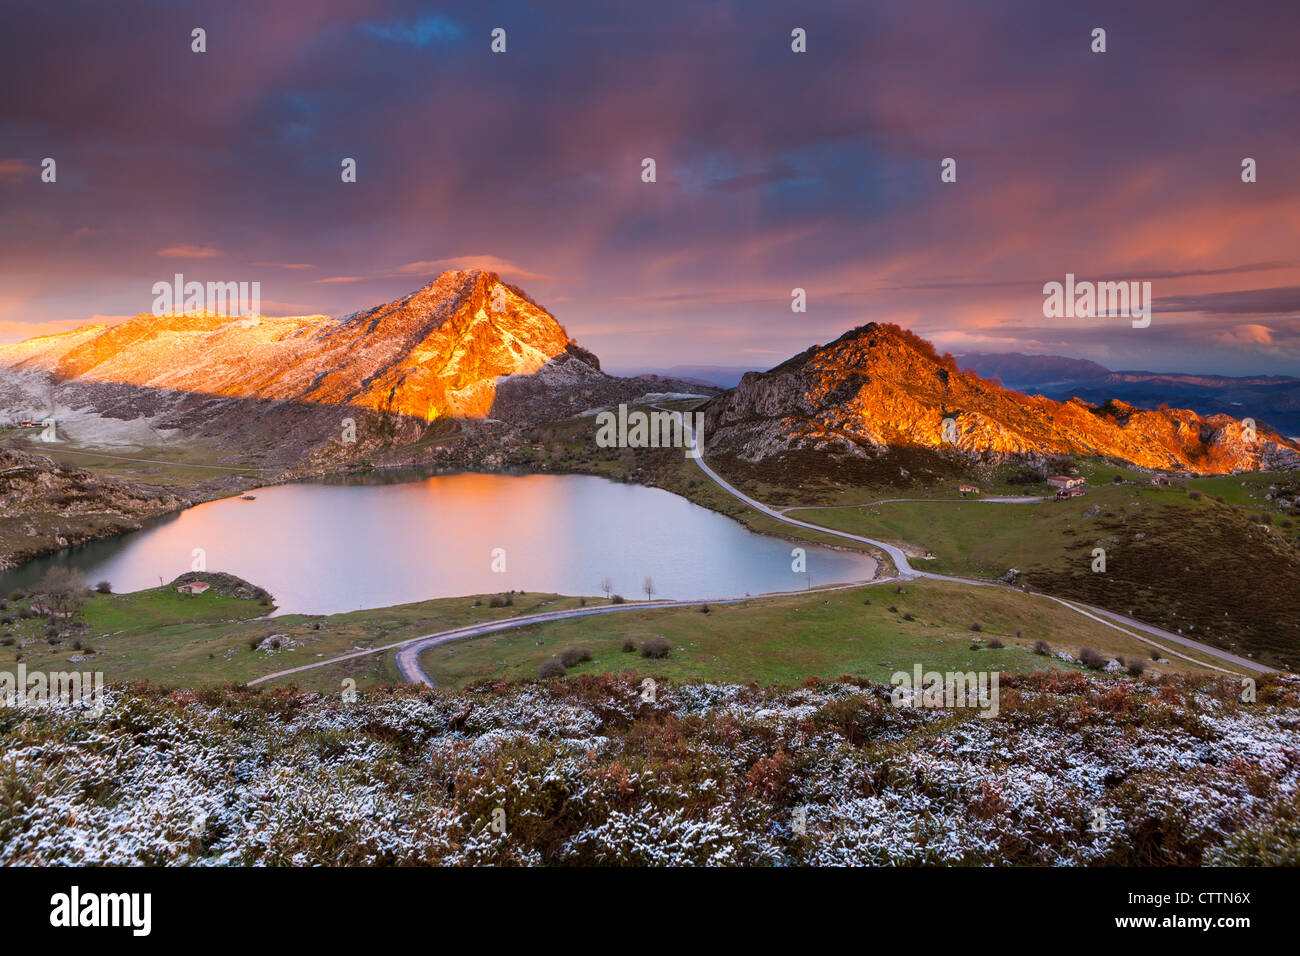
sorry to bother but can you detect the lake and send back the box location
[6,472,877,615]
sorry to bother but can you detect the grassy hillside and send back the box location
[796,483,1300,669]
[417,578,1243,692]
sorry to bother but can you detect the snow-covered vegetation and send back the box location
[2,671,1297,865]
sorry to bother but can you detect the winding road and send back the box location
[250,410,1276,687]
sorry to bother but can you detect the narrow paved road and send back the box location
[248,578,895,688]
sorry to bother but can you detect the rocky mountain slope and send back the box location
[705,323,1300,474]
[0,270,583,424]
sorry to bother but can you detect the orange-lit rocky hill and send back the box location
[704,323,1300,474]
[0,270,584,422]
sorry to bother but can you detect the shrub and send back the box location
[987,637,1004,649]
[1150,648,1161,660]
[1033,639,1051,655]
[559,646,592,668]
[94,580,112,594]
[43,625,58,638]
[0,616,11,626]
[1078,646,1106,669]
[887,605,898,613]
[538,658,566,679]
[639,637,673,659]
[969,621,983,632]
[0,637,12,646]
[699,604,710,614]
[901,612,915,621]
[621,637,637,653]
[611,594,625,604]
[863,598,871,605]
[1125,657,1146,677]
[488,593,514,608]
[72,639,83,651]
[248,637,261,651]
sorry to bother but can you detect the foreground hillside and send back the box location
[3,673,1297,865]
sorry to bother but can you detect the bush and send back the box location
[94,580,112,594]
[699,604,710,614]
[0,616,11,626]
[488,593,514,608]
[611,594,625,604]
[639,637,673,659]
[1078,646,1106,669]
[1149,648,1161,661]
[621,637,637,653]
[1124,656,1146,677]
[901,612,915,621]
[0,637,12,646]
[1033,639,1051,655]
[558,646,592,668]
[538,658,566,679]
[887,605,898,613]
[43,625,58,638]
[248,637,261,651]
[987,637,1004,649]
[969,621,983,632]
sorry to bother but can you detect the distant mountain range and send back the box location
[956,351,1300,439]
[2,272,1297,476]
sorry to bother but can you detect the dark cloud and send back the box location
[1156,286,1300,317]
[1,0,1298,376]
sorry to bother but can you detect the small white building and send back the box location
[176,581,210,595]
[1047,475,1086,490]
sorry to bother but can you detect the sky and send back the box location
[1,0,1299,376]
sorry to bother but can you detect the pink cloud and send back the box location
[157,244,222,259]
